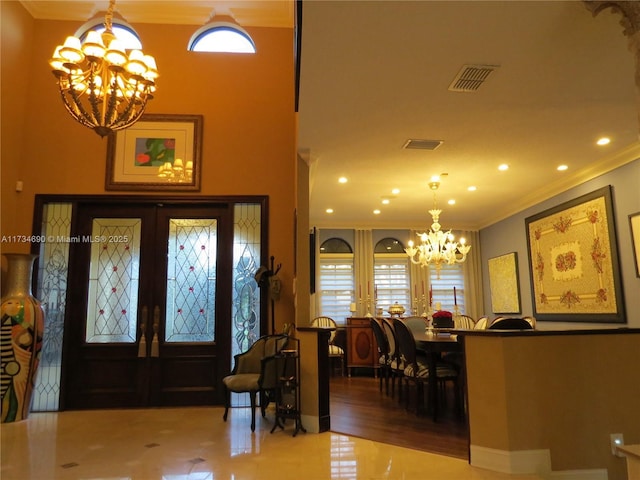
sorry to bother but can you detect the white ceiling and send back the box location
[20,1,639,231]
[298,1,639,231]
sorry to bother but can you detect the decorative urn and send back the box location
[387,302,405,317]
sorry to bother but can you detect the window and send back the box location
[374,238,410,313]
[76,19,143,50]
[430,264,465,313]
[188,22,256,53]
[319,238,353,324]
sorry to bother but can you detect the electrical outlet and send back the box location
[610,433,624,457]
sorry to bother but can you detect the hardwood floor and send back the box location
[329,372,469,460]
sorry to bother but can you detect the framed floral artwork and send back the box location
[525,186,625,323]
[105,114,203,191]
[488,252,521,314]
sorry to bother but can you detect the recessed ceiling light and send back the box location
[381,198,390,205]
[448,199,456,205]
[373,209,381,215]
[498,164,509,171]
[557,164,568,171]
[391,188,400,195]
[338,177,348,184]
[596,137,610,146]
[430,175,441,182]
[325,208,334,214]
[468,186,477,192]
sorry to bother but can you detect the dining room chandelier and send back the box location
[49,0,158,137]
[405,178,471,278]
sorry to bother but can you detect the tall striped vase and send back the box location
[1,253,45,422]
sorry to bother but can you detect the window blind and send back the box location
[430,264,465,313]
[319,254,354,324]
[374,254,410,313]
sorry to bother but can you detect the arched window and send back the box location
[374,237,405,253]
[320,237,352,253]
[188,22,256,54]
[319,238,353,324]
[373,238,410,313]
[76,18,143,50]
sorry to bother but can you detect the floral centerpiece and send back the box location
[432,310,454,328]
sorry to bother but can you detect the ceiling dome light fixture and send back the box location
[49,0,158,137]
[405,179,471,279]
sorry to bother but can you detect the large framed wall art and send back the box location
[105,114,203,191]
[525,186,625,323]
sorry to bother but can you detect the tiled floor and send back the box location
[1,406,544,480]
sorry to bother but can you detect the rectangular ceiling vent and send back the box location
[403,139,443,151]
[448,64,499,92]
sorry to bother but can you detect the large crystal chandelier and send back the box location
[405,178,471,279]
[49,0,158,137]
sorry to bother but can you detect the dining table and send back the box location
[413,329,464,421]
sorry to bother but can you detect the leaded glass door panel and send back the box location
[64,203,232,409]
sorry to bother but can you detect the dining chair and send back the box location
[474,316,489,329]
[523,316,537,329]
[381,318,403,399]
[222,334,289,431]
[310,316,345,375]
[454,314,476,329]
[403,316,428,334]
[488,317,533,330]
[393,319,459,416]
[369,318,391,394]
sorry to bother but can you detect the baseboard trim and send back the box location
[470,445,609,480]
[470,445,551,474]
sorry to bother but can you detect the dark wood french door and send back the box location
[63,202,233,409]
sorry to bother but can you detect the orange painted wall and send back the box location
[1,1,297,330]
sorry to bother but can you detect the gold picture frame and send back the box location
[525,186,625,323]
[629,212,640,278]
[105,114,203,191]
[488,252,521,314]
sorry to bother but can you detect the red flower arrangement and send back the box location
[432,310,452,318]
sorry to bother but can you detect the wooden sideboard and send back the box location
[346,317,379,376]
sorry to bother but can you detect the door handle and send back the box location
[138,306,148,358]
[151,306,160,357]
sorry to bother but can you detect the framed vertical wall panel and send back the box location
[488,252,521,314]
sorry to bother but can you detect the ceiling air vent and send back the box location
[448,64,499,92]
[403,139,443,151]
